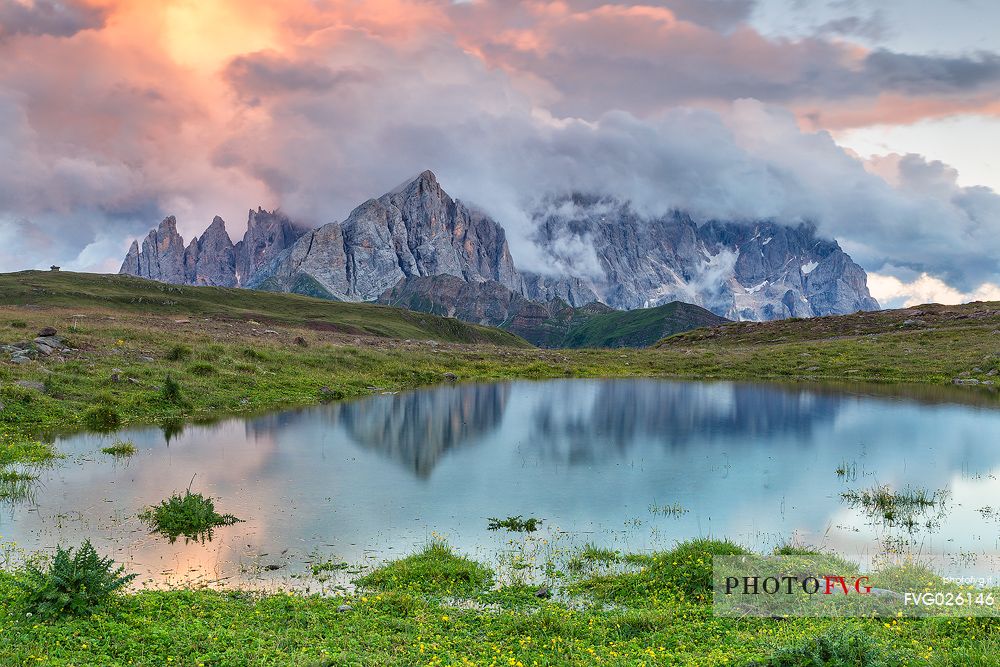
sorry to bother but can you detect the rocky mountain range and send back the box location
[529,196,879,320]
[119,170,879,335]
[120,208,309,288]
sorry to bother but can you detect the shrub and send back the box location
[140,488,242,543]
[14,540,136,619]
[165,344,191,361]
[161,374,182,403]
[83,405,121,432]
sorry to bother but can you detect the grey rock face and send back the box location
[120,216,187,283]
[249,171,523,301]
[521,273,598,308]
[235,208,308,286]
[529,198,879,320]
[120,210,305,288]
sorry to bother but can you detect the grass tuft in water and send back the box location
[101,440,137,457]
[649,501,688,517]
[487,515,542,533]
[139,483,242,544]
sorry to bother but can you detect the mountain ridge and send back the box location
[119,170,879,325]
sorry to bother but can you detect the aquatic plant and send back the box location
[487,515,542,533]
[648,502,688,517]
[101,440,137,457]
[140,484,242,544]
[14,540,136,619]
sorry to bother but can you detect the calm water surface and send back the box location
[4,379,1000,587]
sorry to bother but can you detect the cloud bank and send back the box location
[0,0,999,306]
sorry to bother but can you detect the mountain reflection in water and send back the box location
[5,378,1000,588]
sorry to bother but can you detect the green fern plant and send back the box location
[15,540,136,619]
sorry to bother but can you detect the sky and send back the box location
[1,0,999,308]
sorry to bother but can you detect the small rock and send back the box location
[804,366,820,372]
[443,372,458,381]
[37,327,57,337]
[110,368,123,383]
[34,343,54,355]
[293,336,308,347]
[10,355,30,364]
[139,356,155,363]
[988,369,998,377]
[263,329,279,335]
[174,319,191,324]
[953,378,981,386]
[127,377,141,385]
[14,380,45,392]
[337,604,353,613]
[263,564,281,571]
[34,336,64,349]
[535,586,552,599]
[0,400,5,412]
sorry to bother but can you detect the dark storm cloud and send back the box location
[0,0,106,39]
[225,52,372,103]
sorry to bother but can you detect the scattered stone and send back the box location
[10,355,30,364]
[174,319,191,324]
[139,355,155,363]
[337,604,353,613]
[953,378,981,386]
[14,380,45,392]
[804,366,820,372]
[535,586,552,599]
[988,369,998,377]
[34,342,54,355]
[443,372,458,381]
[263,564,281,571]
[263,329,279,335]
[34,336,65,349]
[37,327,57,337]
[293,336,308,347]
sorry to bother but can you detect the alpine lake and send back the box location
[5,378,1000,590]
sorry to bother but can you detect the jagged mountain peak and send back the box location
[387,169,440,196]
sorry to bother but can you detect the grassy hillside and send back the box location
[561,300,727,348]
[0,271,528,347]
